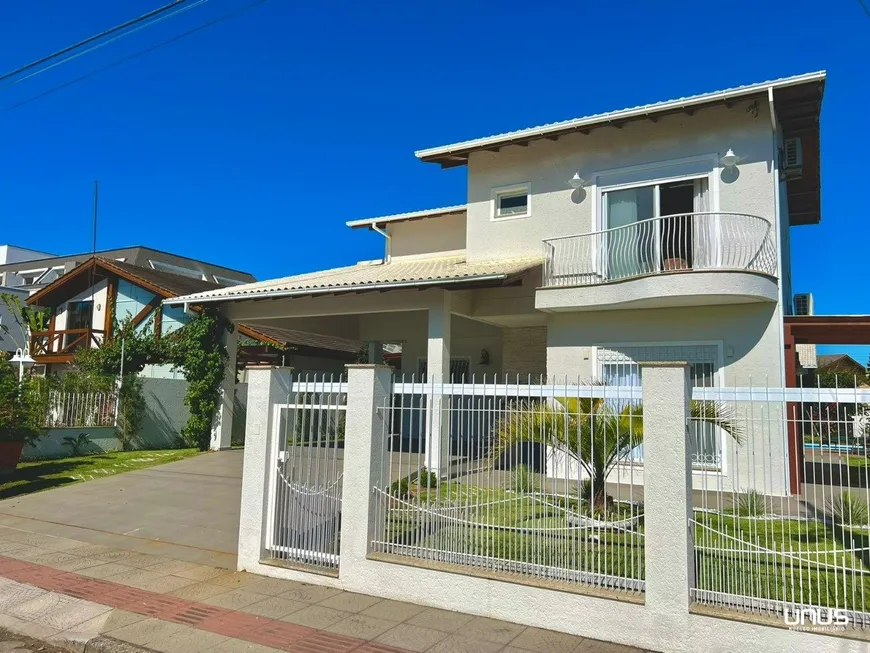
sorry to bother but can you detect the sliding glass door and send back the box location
[601,177,710,280]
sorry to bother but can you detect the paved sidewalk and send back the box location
[0,525,649,653]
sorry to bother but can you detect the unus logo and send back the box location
[783,608,849,627]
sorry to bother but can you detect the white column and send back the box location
[426,292,451,478]
[237,365,293,571]
[640,361,693,617]
[339,364,393,573]
[210,325,239,451]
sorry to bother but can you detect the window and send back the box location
[492,183,531,220]
[149,260,206,280]
[16,269,48,285]
[213,275,246,286]
[66,301,93,331]
[597,344,722,469]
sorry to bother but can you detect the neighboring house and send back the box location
[0,244,55,266]
[816,354,867,378]
[0,245,255,295]
[0,286,29,353]
[25,256,359,375]
[167,71,827,456]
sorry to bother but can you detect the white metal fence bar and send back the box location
[39,390,117,428]
[371,374,646,594]
[542,212,777,288]
[690,376,870,628]
[263,373,345,573]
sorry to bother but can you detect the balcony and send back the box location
[537,212,779,312]
[30,328,106,364]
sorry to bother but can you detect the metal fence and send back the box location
[542,212,777,288]
[263,373,346,573]
[39,389,117,428]
[370,376,646,594]
[690,380,870,628]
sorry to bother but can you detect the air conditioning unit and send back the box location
[794,292,814,316]
[781,137,803,179]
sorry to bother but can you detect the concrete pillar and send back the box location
[339,364,393,573]
[237,365,293,571]
[426,292,451,478]
[639,361,693,617]
[210,326,239,451]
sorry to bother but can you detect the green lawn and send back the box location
[379,483,870,610]
[0,449,201,500]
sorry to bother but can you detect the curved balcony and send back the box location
[537,212,779,312]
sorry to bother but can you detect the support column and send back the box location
[426,292,451,478]
[339,364,393,573]
[210,325,239,451]
[367,341,383,365]
[640,361,693,617]
[237,365,292,571]
[784,324,802,494]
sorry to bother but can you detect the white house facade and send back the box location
[168,72,825,480]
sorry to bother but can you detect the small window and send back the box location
[213,275,246,286]
[149,260,206,280]
[492,184,531,220]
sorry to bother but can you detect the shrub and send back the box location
[513,464,537,493]
[417,467,438,489]
[829,491,869,526]
[736,489,766,517]
[0,354,43,445]
[62,432,93,456]
[390,478,410,499]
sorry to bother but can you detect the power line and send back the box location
[0,0,198,85]
[5,0,272,112]
[6,0,209,88]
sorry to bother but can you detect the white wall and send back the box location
[387,212,466,260]
[53,280,108,346]
[546,303,782,385]
[0,245,52,265]
[465,102,777,262]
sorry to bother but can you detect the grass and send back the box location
[0,449,201,500]
[379,483,870,611]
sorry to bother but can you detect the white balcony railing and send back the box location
[542,212,777,288]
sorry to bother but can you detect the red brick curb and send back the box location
[0,555,410,653]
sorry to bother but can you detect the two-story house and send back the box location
[166,71,825,466]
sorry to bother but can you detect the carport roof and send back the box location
[165,256,543,306]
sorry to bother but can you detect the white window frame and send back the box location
[590,154,721,233]
[148,259,206,281]
[491,182,531,221]
[15,268,49,285]
[593,340,727,475]
[213,275,246,286]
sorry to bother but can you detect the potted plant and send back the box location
[0,353,43,473]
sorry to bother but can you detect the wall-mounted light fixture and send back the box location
[720,149,740,169]
[479,349,491,366]
[568,172,587,189]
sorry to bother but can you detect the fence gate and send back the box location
[264,374,346,572]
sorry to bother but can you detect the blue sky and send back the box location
[0,0,867,365]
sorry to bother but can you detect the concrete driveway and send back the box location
[0,450,242,569]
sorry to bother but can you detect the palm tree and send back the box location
[491,393,742,514]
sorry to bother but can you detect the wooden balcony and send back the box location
[30,328,106,364]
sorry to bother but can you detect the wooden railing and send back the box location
[30,329,106,357]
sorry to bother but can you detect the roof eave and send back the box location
[415,71,827,166]
[163,272,518,307]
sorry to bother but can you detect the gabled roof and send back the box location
[415,71,826,168]
[26,257,221,307]
[166,256,543,306]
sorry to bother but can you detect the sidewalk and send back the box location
[0,524,648,653]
